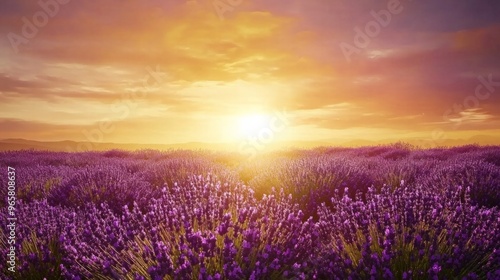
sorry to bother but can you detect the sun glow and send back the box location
[237,113,270,138]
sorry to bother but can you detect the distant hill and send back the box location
[0,138,329,152]
[0,139,237,152]
[1,136,500,152]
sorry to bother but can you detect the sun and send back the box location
[237,113,270,138]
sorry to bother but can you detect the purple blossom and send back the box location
[0,147,499,279]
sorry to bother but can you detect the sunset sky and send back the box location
[1,0,500,148]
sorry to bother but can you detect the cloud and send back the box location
[0,0,499,144]
[452,25,500,57]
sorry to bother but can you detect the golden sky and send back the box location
[1,0,500,148]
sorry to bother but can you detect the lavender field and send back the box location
[1,144,500,279]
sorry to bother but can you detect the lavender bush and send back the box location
[421,160,500,208]
[0,145,499,279]
[314,184,500,279]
